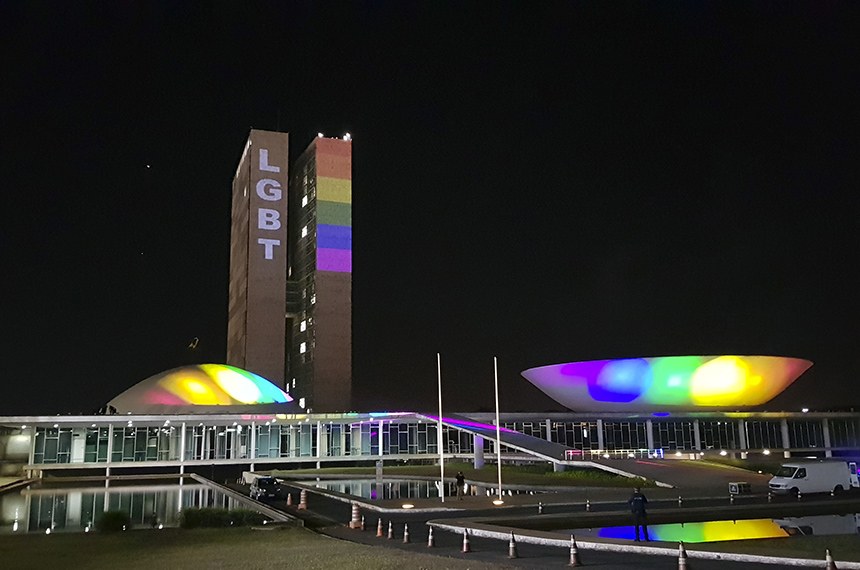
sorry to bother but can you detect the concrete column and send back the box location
[27,426,36,476]
[473,435,485,469]
[737,419,748,459]
[105,423,115,480]
[645,419,655,451]
[596,419,604,451]
[378,420,384,457]
[822,418,832,458]
[781,418,791,458]
[248,421,255,471]
[316,421,324,459]
[693,419,702,451]
[545,419,552,442]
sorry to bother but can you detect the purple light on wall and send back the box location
[317,248,352,272]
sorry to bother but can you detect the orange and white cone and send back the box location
[826,548,838,570]
[678,542,688,569]
[462,528,471,553]
[569,534,582,567]
[376,518,383,538]
[403,523,410,544]
[349,503,361,529]
[387,520,394,540]
[508,532,518,559]
[297,489,308,510]
[427,526,435,548]
[286,493,293,506]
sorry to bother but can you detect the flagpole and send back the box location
[437,352,445,503]
[494,356,503,502]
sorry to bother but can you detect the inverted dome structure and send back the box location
[522,355,813,412]
[108,364,295,414]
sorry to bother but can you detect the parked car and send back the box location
[250,476,283,501]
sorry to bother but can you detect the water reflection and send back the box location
[568,514,860,543]
[307,479,541,501]
[1,482,245,534]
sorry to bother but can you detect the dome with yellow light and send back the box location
[107,364,296,414]
[521,355,813,412]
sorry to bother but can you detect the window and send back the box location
[301,225,308,238]
[310,294,316,305]
[795,468,807,479]
[300,320,306,332]
[302,195,308,207]
[299,342,306,354]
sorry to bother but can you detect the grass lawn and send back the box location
[0,527,512,570]
[270,462,652,488]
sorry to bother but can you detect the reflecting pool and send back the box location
[1,481,249,534]
[305,478,542,500]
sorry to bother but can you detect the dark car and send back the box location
[249,476,283,501]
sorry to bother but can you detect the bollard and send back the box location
[286,493,293,506]
[678,542,688,569]
[767,492,773,503]
[729,494,735,504]
[797,491,802,501]
[831,489,836,497]
[297,489,308,510]
[678,495,683,507]
[538,502,543,514]
[569,534,582,567]
[376,518,384,538]
[387,520,394,540]
[427,526,435,548]
[462,528,471,553]
[508,531,518,559]
[402,523,410,544]
[360,515,365,532]
[585,499,591,512]
[826,548,838,569]
[349,503,362,529]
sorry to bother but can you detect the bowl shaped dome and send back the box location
[522,355,812,412]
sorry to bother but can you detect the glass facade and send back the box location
[16,413,860,467]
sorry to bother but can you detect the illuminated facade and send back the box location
[522,356,813,412]
[287,136,352,412]
[227,130,352,412]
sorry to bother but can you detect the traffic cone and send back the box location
[427,526,435,548]
[297,489,308,510]
[349,503,361,529]
[569,534,582,566]
[286,493,293,506]
[826,548,838,569]
[538,501,543,514]
[678,542,688,569]
[376,518,383,538]
[403,523,410,543]
[508,532,518,559]
[461,528,471,553]
[387,520,394,540]
[360,515,365,531]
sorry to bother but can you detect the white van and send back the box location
[768,460,859,495]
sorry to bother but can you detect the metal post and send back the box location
[596,419,605,451]
[248,421,255,471]
[437,352,445,503]
[179,422,186,474]
[781,418,791,458]
[822,418,832,458]
[494,356,503,502]
[645,419,654,452]
[693,419,702,451]
[737,419,748,459]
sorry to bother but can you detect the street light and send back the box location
[493,356,503,504]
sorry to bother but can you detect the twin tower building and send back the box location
[227,130,352,412]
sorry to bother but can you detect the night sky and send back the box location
[3,3,858,416]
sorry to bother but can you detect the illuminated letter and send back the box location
[259,149,280,173]
[257,238,280,260]
[258,208,281,230]
[256,179,282,201]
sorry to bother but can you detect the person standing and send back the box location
[455,471,466,500]
[628,487,650,541]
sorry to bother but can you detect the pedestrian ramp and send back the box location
[419,412,670,485]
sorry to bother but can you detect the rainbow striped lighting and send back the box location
[109,364,292,412]
[522,356,812,411]
[315,137,352,273]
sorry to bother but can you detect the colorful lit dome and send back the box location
[522,356,812,412]
[108,364,294,414]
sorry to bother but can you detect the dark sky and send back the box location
[2,3,858,416]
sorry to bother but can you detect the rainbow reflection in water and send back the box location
[596,519,789,543]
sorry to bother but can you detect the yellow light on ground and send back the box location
[402,503,414,509]
[492,499,505,506]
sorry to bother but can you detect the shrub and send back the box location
[97,511,132,533]
[180,508,266,529]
